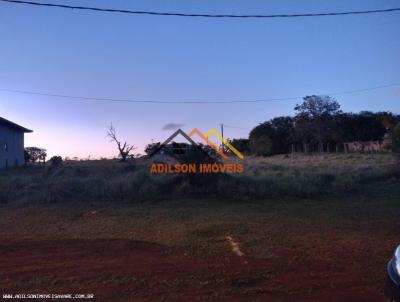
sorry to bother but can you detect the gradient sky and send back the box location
[0,0,399,158]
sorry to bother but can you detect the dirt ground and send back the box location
[0,240,396,301]
[1,199,399,302]
[1,178,399,301]
[0,237,396,302]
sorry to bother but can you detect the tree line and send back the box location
[230,95,400,156]
[23,95,400,162]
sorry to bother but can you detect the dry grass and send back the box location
[0,176,398,259]
[240,152,397,168]
[0,153,398,205]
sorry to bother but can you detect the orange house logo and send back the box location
[188,128,244,159]
[149,128,244,174]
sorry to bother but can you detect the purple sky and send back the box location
[1,0,399,158]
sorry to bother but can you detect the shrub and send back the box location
[50,156,63,167]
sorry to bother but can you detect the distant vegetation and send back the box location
[9,95,397,207]
[144,96,399,158]
[231,96,399,156]
[24,147,47,164]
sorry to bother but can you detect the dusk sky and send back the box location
[1,0,399,158]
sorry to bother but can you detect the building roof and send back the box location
[0,116,33,133]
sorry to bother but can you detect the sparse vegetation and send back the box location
[0,154,398,205]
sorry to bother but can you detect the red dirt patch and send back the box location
[0,239,392,301]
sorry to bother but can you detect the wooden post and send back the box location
[220,123,224,153]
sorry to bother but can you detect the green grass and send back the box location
[0,153,398,205]
[0,178,399,259]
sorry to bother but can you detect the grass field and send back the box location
[1,153,399,204]
[0,153,399,301]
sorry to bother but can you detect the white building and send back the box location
[0,116,32,169]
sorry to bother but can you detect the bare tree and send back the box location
[107,124,136,161]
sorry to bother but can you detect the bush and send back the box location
[49,156,63,167]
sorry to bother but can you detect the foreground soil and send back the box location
[1,178,399,301]
[0,238,395,302]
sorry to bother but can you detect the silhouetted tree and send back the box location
[144,142,161,155]
[374,111,400,130]
[229,138,250,154]
[270,116,295,153]
[24,147,47,164]
[107,124,136,161]
[246,98,395,155]
[294,95,341,152]
[337,112,387,142]
[249,122,275,156]
[249,135,273,156]
[249,117,295,155]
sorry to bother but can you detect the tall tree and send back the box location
[270,116,295,154]
[248,117,294,155]
[249,122,275,156]
[294,95,341,152]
